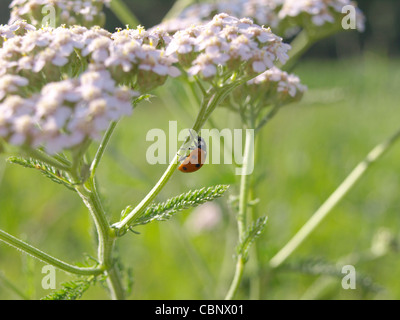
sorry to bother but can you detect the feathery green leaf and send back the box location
[129,185,230,227]
[237,216,268,260]
[7,156,75,191]
[41,277,97,300]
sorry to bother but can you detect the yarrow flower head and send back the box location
[9,0,111,28]
[153,0,284,35]
[107,27,180,90]
[155,0,365,39]
[0,69,138,154]
[0,20,182,155]
[0,23,180,92]
[245,66,307,105]
[165,13,291,81]
[0,75,29,101]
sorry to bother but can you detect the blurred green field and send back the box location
[1,53,400,300]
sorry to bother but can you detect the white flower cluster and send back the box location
[9,0,111,28]
[279,0,365,31]
[0,75,29,101]
[0,69,138,154]
[0,20,35,39]
[0,24,180,91]
[156,0,365,35]
[108,28,180,89]
[153,0,283,34]
[165,13,291,80]
[246,66,307,104]
[116,25,172,49]
[0,22,182,154]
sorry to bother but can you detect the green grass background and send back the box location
[1,53,400,300]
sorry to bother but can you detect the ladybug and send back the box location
[178,135,207,173]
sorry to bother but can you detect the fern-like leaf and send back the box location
[41,277,96,300]
[129,185,230,227]
[237,216,268,261]
[7,156,75,191]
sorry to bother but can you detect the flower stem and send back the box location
[90,121,118,179]
[75,178,125,299]
[162,0,197,21]
[225,255,245,300]
[225,128,254,300]
[269,126,400,269]
[0,229,102,276]
[280,30,314,72]
[109,0,141,28]
[255,104,281,134]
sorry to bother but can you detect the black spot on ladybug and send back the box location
[195,164,201,168]
[183,167,187,170]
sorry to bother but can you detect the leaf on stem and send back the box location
[128,185,230,227]
[40,276,100,300]
[134,94,154,104]
[7,156,75,191]
[236,216,268,261]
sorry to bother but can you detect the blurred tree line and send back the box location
[0,0,399,58]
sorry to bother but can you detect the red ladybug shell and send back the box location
[178,136,207,173]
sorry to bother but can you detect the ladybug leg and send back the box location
[178,145,195,162]
[177,129,199,161]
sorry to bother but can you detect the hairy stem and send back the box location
[269,126,400,269]
[225,256,245,300]
[225,129,254,300]
[75,179,124,300]
[90,121,118,179]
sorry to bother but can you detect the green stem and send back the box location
[282,25,343,72]
[75,179,124,300]
[225,256,245,300]
[106,265,125,300]
[225,128,254,300]
[237,131,253,241]
[90,121,118,179]
[247,183,260,300]
[280,30,314,72]
[162,0,197,21]
[109,0,141,28]
[255,104,281,134]
[51,153,72,168]
[269,126,400,269]
[112,152,180,232]
[0,229,102,276]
